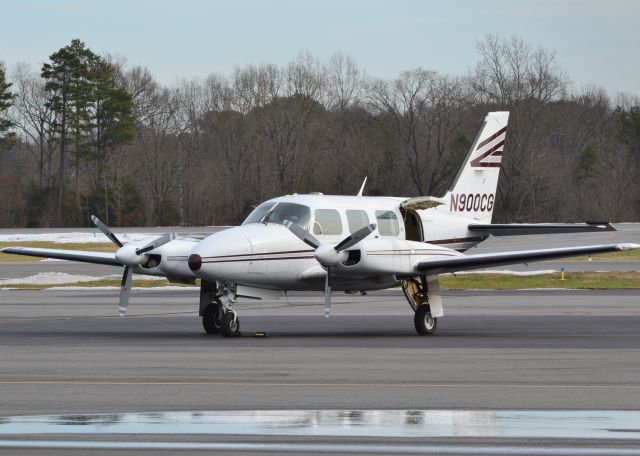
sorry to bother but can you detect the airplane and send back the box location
[3,111,638,337]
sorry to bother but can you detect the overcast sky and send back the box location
[2,0,639,95]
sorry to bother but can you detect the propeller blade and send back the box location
[284,220,321,249]
[324,266,332,319]
[135,232,176,255]
[91,215,123,248]
[118,266,133,316]
[335,223,377,251]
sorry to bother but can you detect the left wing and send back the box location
[417,243,639,275]
[2,247,120,266]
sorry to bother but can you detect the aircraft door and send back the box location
[401,209,423,242]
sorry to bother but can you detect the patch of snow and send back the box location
[0,232,156,244]
[46,286,197,291]
[0,272,105,286]
[0,272,167,286]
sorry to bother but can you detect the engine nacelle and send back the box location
[333,238,461,277]
[132,239,198,282]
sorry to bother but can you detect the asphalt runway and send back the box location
[0,288,639,454]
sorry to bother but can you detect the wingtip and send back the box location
[616,243,640,251]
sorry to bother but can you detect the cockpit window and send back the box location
[243,202,276,225]
[264,203,311,229]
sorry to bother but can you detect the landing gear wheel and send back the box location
[221,311,241,337]
[414,305,437,336]
[202,300,222,334]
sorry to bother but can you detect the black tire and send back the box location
[202,301,222,334]
[414,305,437,336]
[221,311,241,337]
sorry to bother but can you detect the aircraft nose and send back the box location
[188,253,202,271]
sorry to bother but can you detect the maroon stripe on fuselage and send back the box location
[201,249,313,260]
[427,236,485,245]
[203,256,315,264]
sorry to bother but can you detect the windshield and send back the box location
[264,203,310,229]
[242,202,276,225]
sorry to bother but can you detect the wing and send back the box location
[468,222,616,236]
[2,247,120,266]
[417,243,639,275]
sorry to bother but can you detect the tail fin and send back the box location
[442,111,509,222]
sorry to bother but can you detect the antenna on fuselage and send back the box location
[357,177,368,197]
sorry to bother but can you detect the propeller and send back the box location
[285,220,376,318]
[91,215,175,316]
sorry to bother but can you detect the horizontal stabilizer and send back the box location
[417,243,639,275]
[468,222,616,236]
[2,247,120,266]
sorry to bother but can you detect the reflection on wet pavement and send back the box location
[0,409,640,439]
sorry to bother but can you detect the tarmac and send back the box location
[0,288,639,454]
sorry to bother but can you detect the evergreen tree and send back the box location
[90,58,136,222]
[0,63,16,144]
[41,39,99,221]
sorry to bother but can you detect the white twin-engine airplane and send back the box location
[4,112,638,337]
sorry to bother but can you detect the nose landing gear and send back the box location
[200,281,241,337]
[202,299,222,334]
[220,309,241,337]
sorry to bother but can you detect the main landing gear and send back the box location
[414,303,437,335]
[199,281,241,337]
[402,276,439,336]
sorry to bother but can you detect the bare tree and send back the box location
[10,63,56,189]
[325,53,363,111]
[285,51,325,101]
[470,34,567,105]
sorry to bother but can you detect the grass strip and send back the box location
[440,272,640,290]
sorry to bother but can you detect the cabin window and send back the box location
[375,210,400,236]
[242,202,276,225]
[313,209,343,235]
[263,203,310,230]
[346,210,370,234]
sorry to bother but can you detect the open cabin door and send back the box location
[400,196,445,242]
[401,208,423,242]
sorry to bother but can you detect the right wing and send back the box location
[468,222,616,236]
[2,247,120,266]
[417,243,639,275]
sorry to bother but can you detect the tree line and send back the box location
[0,35,639,227]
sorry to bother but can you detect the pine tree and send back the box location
[41,39,98,221]
[0,63,16,144]
[90,58,136,222]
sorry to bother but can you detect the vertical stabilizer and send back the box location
[442,111,509,222]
